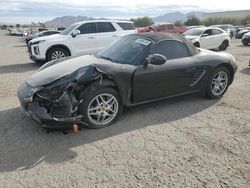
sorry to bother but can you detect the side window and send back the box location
[45,32,53,35]
[167,24,174,30]
[77,23,96,34]
[203,29,212,36]
[159,25,166,30]
[151,40,190,60]
[212,29,223,35]
[97,22,116,33]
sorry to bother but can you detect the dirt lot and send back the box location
[0,30,249,188]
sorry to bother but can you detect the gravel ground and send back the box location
[0,30,249,188]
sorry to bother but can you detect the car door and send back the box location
[211,29,225,48]
[70,23,97,56]
[200,29,215,49]
[95,22,117,52]
[133,40,198,103]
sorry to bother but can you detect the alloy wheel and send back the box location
[211,71,228,96]
[87,93,119,126]
[51,50,66,60]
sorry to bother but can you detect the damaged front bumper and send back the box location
[17,82,83,130]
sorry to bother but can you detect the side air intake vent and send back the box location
[190,70,206,86]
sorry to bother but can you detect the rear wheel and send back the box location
[47,47,69,61]
[80,87,123,129]
[219,40,228,51]
[194,42,200,47]
[34,60,46,64]
[206,67,230,99]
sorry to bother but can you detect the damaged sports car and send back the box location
[17,33,238,130]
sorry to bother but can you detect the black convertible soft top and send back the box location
[130,32,199,56]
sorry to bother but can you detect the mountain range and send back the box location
[44,11,204,27]
[44,16,96,27]
[153,11,203,22]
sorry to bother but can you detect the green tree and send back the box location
[174,20,184,27]
[130,16,154,27]
[241,15,250,25]
[184,16,202,26]
[203,17,239,26]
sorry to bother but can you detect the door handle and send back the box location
[112,35,118,37]
[88,36,95,39]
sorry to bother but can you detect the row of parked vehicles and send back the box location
[24,21,250,64]
[8,27,65,38]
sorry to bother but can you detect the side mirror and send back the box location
[146,54,166,66]
[71,30,80,37]
[201,33,209,37]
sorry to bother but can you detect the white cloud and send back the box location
[1,0,250,23]
[2,0,250,10]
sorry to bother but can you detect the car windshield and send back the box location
[183,28,205,36]
[150,23,160,29]
[97,35,152,65]
[60,23,78,35]
[35,31,46,36]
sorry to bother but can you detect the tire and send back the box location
[34,60,46,64]
[219,40,228,51]
[194,42,200,47]
[47,47,69,61]
[79,87,123,129]
[243,43,248,46]
[206,67,230,99]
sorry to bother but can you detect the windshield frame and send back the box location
[96,35,154,66]
[60,23,79,35]
[183,28,206,36]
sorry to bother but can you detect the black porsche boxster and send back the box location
[17,33,237,130]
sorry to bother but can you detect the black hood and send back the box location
[26,55,111,87]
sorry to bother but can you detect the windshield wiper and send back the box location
[99,56,119,63]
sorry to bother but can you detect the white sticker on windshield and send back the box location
[135,38,151,46]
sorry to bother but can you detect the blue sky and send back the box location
[1,0,250,23]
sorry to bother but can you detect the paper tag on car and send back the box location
[135,38,151,46]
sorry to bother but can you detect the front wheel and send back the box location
[194,42,200,48]
[80,87,123,129]
[47,47,69,61]
[219,40,228,51]
[206,67,230,99]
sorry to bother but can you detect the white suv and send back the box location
[28,20,136,62]
[183,27,230,51]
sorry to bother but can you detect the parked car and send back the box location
[138,23,187,34]
[38,28,48,32]
[9,28,17,36]
[17,33,237,130]
[137,27,152,33]
[16,28,24,36]
[236,27,250,39]
[211,24,236,39]
[242,31,250,45]
[28,20,136,63]
[183,27,230,50]
[57,27,66,31]
[26,30,60,44]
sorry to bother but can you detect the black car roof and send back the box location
[131,32,183,42]
[130,32,199,56]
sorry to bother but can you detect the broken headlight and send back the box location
[35,83,72,101]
